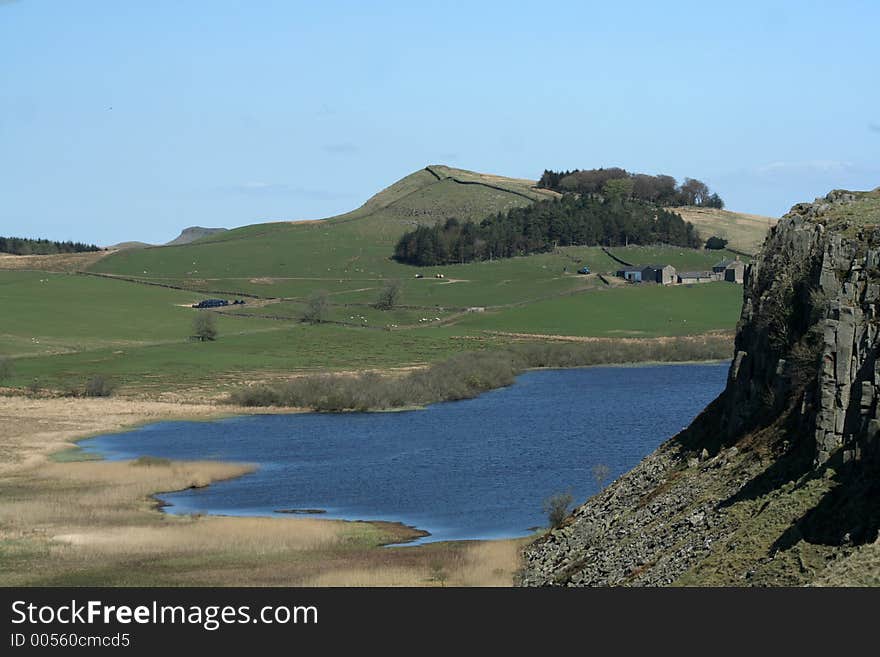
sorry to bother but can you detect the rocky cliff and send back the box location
[520,188,880,586]
[166,226,227,246]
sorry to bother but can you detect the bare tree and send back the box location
[543,491,574,529]
[592,463,611,490]
[192,311,218,341]
[302,291,329,324]
[374,279,402,311]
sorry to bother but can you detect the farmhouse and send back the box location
[712,258,745,284]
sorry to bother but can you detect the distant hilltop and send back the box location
[165,226,228,246]
[108,227,229,250]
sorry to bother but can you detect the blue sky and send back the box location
[1,0,878,245]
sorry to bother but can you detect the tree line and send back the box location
[0,236,102,256]
[537,167,724,208]
[393,195,701,266]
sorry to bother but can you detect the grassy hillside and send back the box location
[0,166,751,395]
[672,206,776,255]
[166,226,228,246]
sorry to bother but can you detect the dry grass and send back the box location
[813,539,880,587]
[302,538,528,587]
[0,250,110,272]
[672,206,777,255]
[0,395,524,586]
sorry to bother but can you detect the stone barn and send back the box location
[641,264,677,285]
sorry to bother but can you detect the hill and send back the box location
[166,226,228,246]
[521,188,880,586]
[108,241,153,250]
[2,165,753,395]
[672,206,776,255]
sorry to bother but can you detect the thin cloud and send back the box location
[755,160,855,175]
[870,123,880,134]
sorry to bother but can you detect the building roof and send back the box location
[714,259,743,269]
[678,271,714,278]
[643,264,675,271]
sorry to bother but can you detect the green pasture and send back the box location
[453,282,743,337]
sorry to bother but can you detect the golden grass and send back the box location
[302,539,528,587]
[0,250,110,272]
[0,395,525,587]
[672,206,777,255]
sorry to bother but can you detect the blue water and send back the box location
[80,364,728,544]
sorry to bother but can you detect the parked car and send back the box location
[578,266,591,275]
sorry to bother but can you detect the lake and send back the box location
[79,363,728,544]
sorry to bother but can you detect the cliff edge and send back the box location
[520,188,880,586]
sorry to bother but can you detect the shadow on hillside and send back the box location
[717,410,816,510]
[772,456,880,550]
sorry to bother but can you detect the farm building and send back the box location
[616,265,645,282]
[677,271,715,285]
[641,264,677,285]
[616,264,676,284]
[712,258,745,284]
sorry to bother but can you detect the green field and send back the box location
[0,271,276,356]
[455,282,743,337]
[0,166,759,396]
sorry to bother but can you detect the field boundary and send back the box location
[601,247,634,267]
[424,166,550,203]
[76,271,272,299]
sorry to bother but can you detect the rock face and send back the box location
[520,188,880,586]
[166,226,227,246]
[721,189,880,466]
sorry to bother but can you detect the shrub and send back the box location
[705,236,729,250]
[374,279,402,310]
[84,375,115,397]
[192,311,218,341]
[302,291,329,324]
[543,491,574,529]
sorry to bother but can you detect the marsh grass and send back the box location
[0,395,527,587]
[230,336,731,411]
[0,456,527,586]
[131,455,173,467]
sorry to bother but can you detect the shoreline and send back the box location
[0,357,726,585]
[62,359,729,547]
[0,395,528,586]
